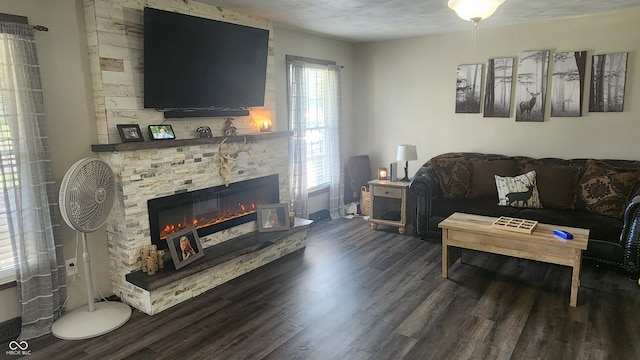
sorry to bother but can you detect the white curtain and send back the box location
[287,59,344,219]
[325,65,345,219]
[0,22,66,340]
[288,59,309,218]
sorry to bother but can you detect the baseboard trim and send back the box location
[0,317,21,343]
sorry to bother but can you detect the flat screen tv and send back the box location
[143,7,269,112]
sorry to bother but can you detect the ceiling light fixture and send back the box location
[448,0,505,28]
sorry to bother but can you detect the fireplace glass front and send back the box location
[147,174,279,250]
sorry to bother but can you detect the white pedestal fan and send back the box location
[51,158,131,340]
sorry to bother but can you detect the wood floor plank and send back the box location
[3,218,640,360]
[369,333,418,360]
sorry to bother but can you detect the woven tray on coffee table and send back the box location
[491,216,538,234]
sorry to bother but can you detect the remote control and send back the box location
[553,229,573,240]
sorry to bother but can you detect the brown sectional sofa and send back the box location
[409,152,640,276]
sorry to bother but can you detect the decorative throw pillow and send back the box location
[576,160,640,218]
[467,159,517,198]
[495,171,543,208]
[523,163,580,209]
[431,157,470,198]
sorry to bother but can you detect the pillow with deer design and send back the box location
[495,171,542,208]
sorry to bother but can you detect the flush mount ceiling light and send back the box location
[448,0,505,27]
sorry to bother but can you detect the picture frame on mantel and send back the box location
[116,124,144,143]
[257,203,290,232]
[167,226,204,270]
[148,124,176,140]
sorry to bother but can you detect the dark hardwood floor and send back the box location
[3,218,640,359]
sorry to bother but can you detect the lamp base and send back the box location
[398,161,411,182]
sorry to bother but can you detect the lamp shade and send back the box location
[397,145,417,162]
[448,0,505,21]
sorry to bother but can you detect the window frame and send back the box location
[285,55,338,192]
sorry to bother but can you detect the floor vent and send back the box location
[308,209,330,224]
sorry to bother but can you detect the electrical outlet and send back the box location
[65,258,78,277]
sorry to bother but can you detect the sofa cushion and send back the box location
[431,157,470,198]
[495,171,542,208]
[467,159,517,198]
[523,163,580,209]
[576,159,640,218]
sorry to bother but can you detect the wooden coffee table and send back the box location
[438,212,589,307]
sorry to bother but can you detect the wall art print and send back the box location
[516,50,549,122]
[589,52,627,113]
[455,63,483,113]
[551,51,587,117]
[483,57,513,118]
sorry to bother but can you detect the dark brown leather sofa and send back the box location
[409,152,640,277]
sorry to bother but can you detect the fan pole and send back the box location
[82,232,96,312]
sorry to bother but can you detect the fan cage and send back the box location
[59,158,115,233]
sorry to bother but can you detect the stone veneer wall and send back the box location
[84,0,276,144]
[83,0,290,314]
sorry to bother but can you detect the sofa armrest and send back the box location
[409,163,438,239]
[622,195,640,277]
[409,164,437,197]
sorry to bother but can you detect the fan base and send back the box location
[51,301,132,340]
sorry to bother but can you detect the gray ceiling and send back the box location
[195,0,640,42]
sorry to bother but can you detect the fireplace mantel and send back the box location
[91,131,292,153]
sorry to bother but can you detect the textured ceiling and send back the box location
[195,0,640,42]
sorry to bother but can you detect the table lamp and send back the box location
[397,144,417,182]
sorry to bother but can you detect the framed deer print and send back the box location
[588,52,627,112]
[455,63,483,113]
[516,50,549,122]
[551,51,587,117]
[484,57,514,118]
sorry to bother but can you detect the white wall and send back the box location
[353,9,640,172]
[273,26,355,214]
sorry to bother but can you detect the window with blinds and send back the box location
[304,66,330,190]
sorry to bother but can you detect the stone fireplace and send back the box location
[83,1,298,315]
[94,135,302,315]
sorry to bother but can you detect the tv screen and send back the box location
[143,7,269,110]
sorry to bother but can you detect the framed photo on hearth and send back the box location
[167,226,204,270]
[257,203,290,232]
[116,124,144,143]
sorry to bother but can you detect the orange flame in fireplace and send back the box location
[160,202,258,240]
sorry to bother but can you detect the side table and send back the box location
[368,179,415,235]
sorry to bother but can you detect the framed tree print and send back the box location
[484,57,513,118]
[589,52,627,112]
[551,51,587,117]
[455,64,483,113]
[516,50,549,122]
